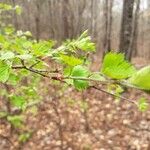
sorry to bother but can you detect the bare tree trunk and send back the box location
[119,0,135,61]
[35,0,40,42]
[11,0,18,29]
[103,0,114,56]
[62,0,69,39]
[130,0,140,57]
[147,0,150,58]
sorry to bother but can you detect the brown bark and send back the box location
[119,0,135,60]
[35,0,41,42]
[130,0,140,57]
[62,0,70,39]
[103,0,114,56]
[11,0,18,29]
[147,0,150,58]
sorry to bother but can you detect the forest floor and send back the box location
[0,57,150,150]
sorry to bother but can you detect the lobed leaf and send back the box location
[71,65,89,90]
[0,51,15,60]
[0,61,11,83]
[128,66,150,90]
[101,52,136,79]
[137,97,149,112]
[10,95,26,110]
[60,54,83,66]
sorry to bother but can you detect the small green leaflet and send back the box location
[128,66,150,90]
[63,30,95,52]
[76,36,95,51]
[76,30,95,51]
[64,67,73,85]
[89,72,105,81]
[71,65,89,90]
[19,132,31,143]
[16,54,33,60]
[137,97,149,112]
[0,3,12,10]
[0,111,8,118]
[8,73,20,85]
[7,115,24,128]
[60,54,83,66]
[15,5,22,15]
[0,51,15,60]
[10,95,26,110]
[4,26,15,35]
[101,52,136,79]
[32,40,54,57]
[0,61,11,83]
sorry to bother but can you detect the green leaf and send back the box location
[71,65,89,90]
[128,66,150,90]
[60,54,83,66]
[77,30,95,51]
[8,73,20,85]
[137,97,149,112]
[7,115,24,128]
[107,84,124,102]
[0,3,12,10]
[15,5,22,15]
[10,96,26,109]
[63,67,73,85]
[115,85,124,94]
[0,51,15,60]
[19,132,31,143]
[0,61,11,83]
[89,72,105,81]
[78,30,88,40]
[16,54,33,60]
[77,36,95,51]
[24,31,32,37]
[0,111,8,118]
[32,40,54,57]
[4,26,15,35]
[63,30,95,52]
[101,52,136,79]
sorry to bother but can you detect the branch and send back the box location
[11,63,148,107]
[11,65,148,94]
[24,67,50,78]
[12,66,25,69]
[12,65,66,84]
[64,76,112,85]
[91,86,138,106]
[29,61,40,69]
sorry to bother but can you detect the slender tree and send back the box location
[147,0,150,58]
[62,0,70,39]
[119,0,135,60]
[103,0,114,56]
[35,0,40,42]
[129,0,141,57]
[11,0,18,29]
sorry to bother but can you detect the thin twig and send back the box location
[11,63,147,107]
[64,76,111,85]
[29,61,40,69]
[91,86,138,106]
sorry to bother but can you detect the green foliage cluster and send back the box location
[0,2,149,143]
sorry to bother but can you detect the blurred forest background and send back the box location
[1,1,150,150]
[2,0,150,60]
